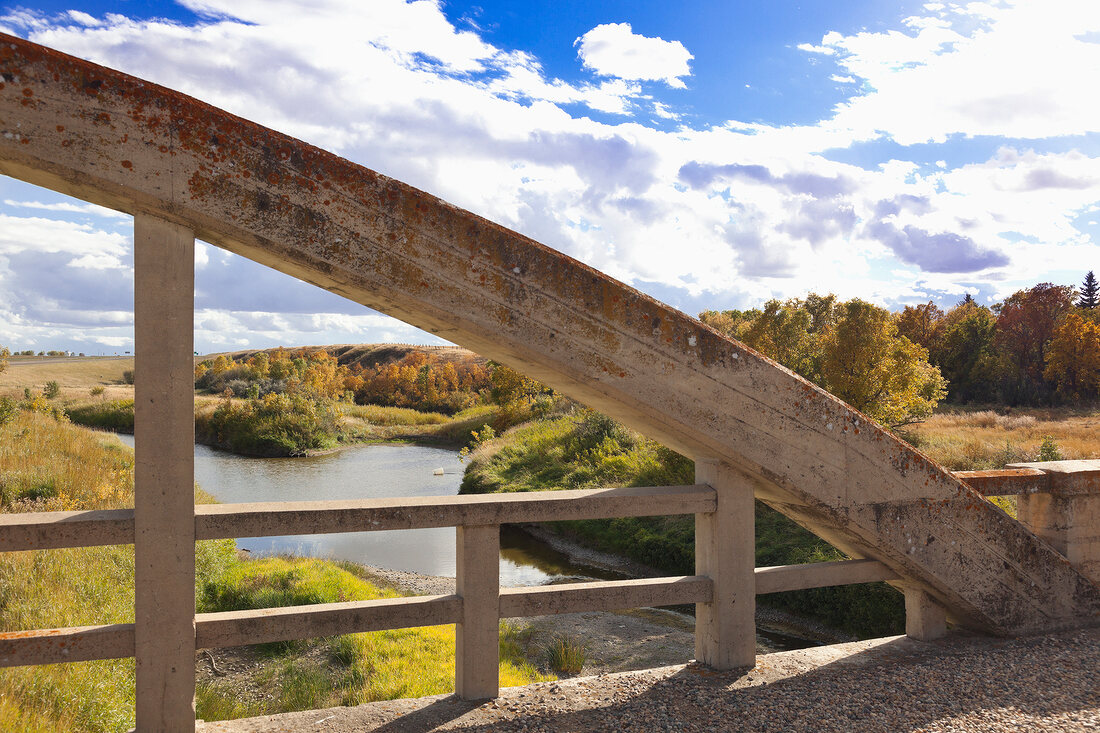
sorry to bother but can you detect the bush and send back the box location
[0,397,15,426]
[121,369,134,385]
[195,393,342,456]
[43,381,61,399]
[1037,435,1063,462]
[89,386,105,397]
[545,636,585,675]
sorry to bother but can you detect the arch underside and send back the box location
[2,33,1097,635]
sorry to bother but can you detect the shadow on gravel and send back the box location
[369,697,481,733]
[444,630,1100,732]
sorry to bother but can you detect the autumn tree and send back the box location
[702,297,946,427]
[993,283,1075,403]
[820,300,947,427]
[895,301,944,350]
[1078,271,1099,309]
[1044,313,1100,399]
[699,309,760,342]
[0,345,8,374]
[738,300,820,380]
[932,302,998,403]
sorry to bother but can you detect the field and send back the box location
[0,355,133,397]
[905,406,1100,470]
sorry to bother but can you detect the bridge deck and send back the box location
[198,628,1100,733]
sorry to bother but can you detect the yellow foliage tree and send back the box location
[0,345,8,374]
[821,300,947,428]
[1044,312,1100,399]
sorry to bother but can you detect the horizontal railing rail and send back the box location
[952,468,1050,496]
[0,555,897,667]
[0,485,714,552]
[2,470,1052,554]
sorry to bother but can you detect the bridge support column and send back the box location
[905,587,947,641]
[695,460,755,670]
[456,524,500,699]
[1010,460,1100,585]
[133,215,196,730]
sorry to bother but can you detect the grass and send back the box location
[194,557,552,720]
[65,399,135,434]
[903,406,1100,470]
[544,636,586,676]
[0,356,134,391]
[340,403,449,426]
[0,411,236,733]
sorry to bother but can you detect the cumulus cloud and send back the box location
[802,0,1100,143]
[575,22,693,88]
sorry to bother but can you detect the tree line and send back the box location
[700,272,1100,425]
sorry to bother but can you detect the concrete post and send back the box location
[694,459,756,670]
[905,587,947,641]
[455,524,499,699]
[133,214,196,731]
[1009,460,1100,585]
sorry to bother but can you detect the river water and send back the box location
[118,436,623,586]
[116,436,815,650]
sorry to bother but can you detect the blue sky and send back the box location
[1,0,1099,354]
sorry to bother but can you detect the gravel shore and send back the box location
[199,626,1099,732]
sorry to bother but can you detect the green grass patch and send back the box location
[195,556,551,720]
[65,399,135,433]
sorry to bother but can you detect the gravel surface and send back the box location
[199,627,1100,732]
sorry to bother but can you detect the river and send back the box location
[118,436,628,586]
[116,435,816,650]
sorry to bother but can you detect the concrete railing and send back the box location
[957,462,1100,586]
[0,475,905,704]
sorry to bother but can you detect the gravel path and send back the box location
[199,627,1099,732]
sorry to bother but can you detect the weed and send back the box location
[1037,435,1063,462]
[545,636,586,676]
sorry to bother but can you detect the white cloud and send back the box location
[3,199,130,219]
[805,0,1100,143]
[575,22,693,88]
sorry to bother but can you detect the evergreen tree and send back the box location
[1078,271,1099,309]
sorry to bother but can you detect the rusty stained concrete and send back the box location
[1,34,1099,635]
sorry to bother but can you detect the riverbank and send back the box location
[285,555,840,678]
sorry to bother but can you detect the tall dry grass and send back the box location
[0,412,139,732]
[0,412,234,732]
[905,407,1100,470]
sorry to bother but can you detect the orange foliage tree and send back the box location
[1044,312,1100,399]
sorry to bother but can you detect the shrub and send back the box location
[1037,435,1063,462]
[121,369,134,385]
[90,386,105,397]
[545,636,585,676]
[195,393,342,456]
[43,381,61,399]
[0,397,15,426]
